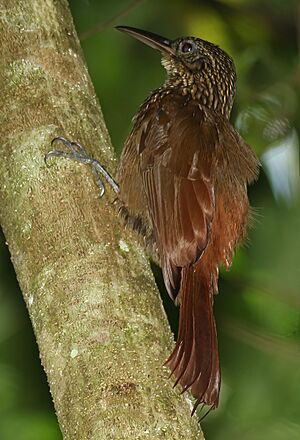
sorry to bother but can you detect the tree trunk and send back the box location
[0,1,204,439]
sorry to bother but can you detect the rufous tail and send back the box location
[165,265,220,412]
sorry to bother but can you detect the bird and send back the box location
[115,26,259,413]
[46,25,259,414]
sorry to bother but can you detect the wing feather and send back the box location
[139,96,216,298]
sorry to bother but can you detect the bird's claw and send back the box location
[45,137,120,198]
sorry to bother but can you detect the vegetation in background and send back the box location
[0,0,299,438]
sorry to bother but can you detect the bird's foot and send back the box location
[45,137,120,197]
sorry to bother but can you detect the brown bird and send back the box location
[115,26,259,412]
[47,26,259,413]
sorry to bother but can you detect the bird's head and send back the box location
[116,26,236,118]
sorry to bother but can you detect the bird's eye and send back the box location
[181,41,194,53]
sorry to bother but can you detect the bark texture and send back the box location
[0,1,204,439]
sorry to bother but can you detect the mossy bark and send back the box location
[0,1,204,439]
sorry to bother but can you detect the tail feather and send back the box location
[165,265,220,411]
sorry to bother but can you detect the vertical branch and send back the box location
[0,0,204,438]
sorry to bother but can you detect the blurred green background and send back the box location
[1,0,300,439]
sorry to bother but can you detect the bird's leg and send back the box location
[45,137,120,197]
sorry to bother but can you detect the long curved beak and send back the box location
[116,26,174,55]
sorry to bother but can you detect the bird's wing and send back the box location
[138,93,258,299]
[138,94,218,299]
